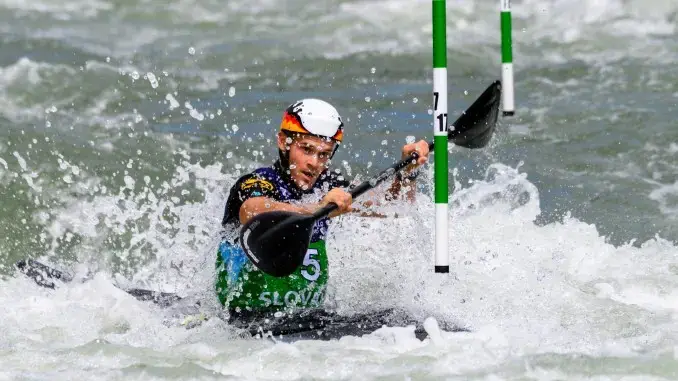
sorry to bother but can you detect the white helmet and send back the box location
[280,99,344,142]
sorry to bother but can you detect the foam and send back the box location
[2,157,678,378]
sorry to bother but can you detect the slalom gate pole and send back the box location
[432,0,449,273]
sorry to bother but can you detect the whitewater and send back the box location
[1,0,678,379]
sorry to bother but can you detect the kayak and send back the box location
[227,307,465,342]
[16,258,465,341]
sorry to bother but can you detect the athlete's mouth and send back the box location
[301,170,315,179]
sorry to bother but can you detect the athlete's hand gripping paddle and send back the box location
[240,80,502,277]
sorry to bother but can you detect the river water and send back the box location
[1,0,678,379]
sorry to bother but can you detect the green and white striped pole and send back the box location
[432,0,449,273]
[501,0,515,116]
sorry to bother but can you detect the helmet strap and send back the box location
[329,144,340,160]
[278,147,290,169]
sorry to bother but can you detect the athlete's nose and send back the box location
[306,153,320,171]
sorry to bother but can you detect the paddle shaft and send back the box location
[311,141,434,220]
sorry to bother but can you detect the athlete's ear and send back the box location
[277,131,290,151]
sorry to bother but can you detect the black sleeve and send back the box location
[221,174,280,226]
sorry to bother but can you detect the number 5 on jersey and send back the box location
[300,248,320,281]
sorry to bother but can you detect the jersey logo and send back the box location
[240,178,275,193]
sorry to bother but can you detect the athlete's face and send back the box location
[278,132,336,190]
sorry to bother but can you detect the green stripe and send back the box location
[434,135,448,203]
[432,0,446,68]
[501,11,512,63]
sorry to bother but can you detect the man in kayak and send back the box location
[216,98,429,323]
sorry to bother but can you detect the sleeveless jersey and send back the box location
[216,160,349,315]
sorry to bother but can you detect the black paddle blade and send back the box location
[449,80,502,149]
[239,211,315,277]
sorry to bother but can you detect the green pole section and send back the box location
[432,0,448,273]
[433,1,447,68]
[501,12,512,62]
[500,0,515,116]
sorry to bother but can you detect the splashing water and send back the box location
[2,0,678,379]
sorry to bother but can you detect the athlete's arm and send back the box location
[239,197,312,224]
[341,180,416,218]
[385,173,418,202]
[239,188,353,225]
[388,139,429,201]
[354,140,430,213]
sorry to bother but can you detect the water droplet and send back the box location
[189,109,204,121]
[231,124,239,132]
[413,97,418,103]
[131,71,140,80]
[146,72,159,89]
[188,47,196,55]
[228,87,236,97]
[365,97,371,102]
[226,152,233,159]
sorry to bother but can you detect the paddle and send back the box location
[240,80,502,277]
